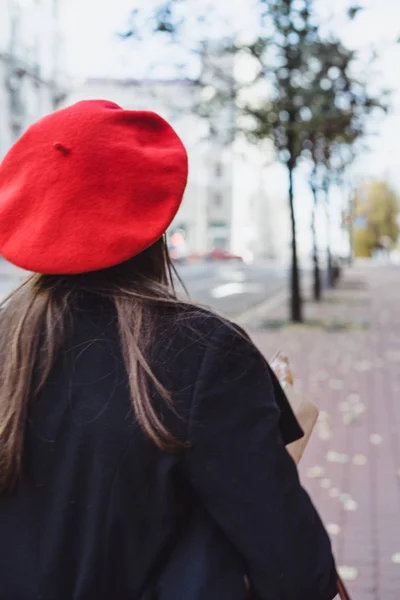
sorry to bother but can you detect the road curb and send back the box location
[234,286,288,328]
[234,273,313,328]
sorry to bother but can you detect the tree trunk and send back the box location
[288,164,303,322]
[323,181,334,288]
[310,174,322,302]
[348,191,354,266]
[327,245,333,288]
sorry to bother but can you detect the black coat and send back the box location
[0,299,337,600]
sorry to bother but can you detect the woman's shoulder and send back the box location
[159,304,252,354]
[154,304,259,385]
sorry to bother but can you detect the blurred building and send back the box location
[0,7,289,263]
[59,42,289,262]
[67,77,213,256]
[65,75,290,263]
[0,0,67,158]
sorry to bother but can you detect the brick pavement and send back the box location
[1,256,398,596]
[249,262,400,600]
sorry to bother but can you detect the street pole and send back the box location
[348,190,354,266]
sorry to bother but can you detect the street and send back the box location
[0,261,28,302]
[0,259,288,319]
[175,260,287,317]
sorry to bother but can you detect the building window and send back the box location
[209,222,229,250]
[213,237,228,250]
[209,221,228,229]
[213,193,223,208]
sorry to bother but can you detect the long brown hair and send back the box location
[0,236,192,493]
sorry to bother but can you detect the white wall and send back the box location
[230,136,290,262]
[64,74,289,262]
[64,79,216,255]
[0,0,66,157]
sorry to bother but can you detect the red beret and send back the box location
[0,100,188,274]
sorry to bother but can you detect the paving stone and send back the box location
[250,264,400,600]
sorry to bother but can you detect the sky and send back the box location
[61,0,400,192]
[59,0,400,257]
[61,0,261,79]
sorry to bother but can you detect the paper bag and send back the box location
[270,352,319,465]
[271,353,350,600]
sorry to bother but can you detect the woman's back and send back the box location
[0,303,239,599]
[0,303,195,599]
[0,302,336,599]
[0,100,338,600]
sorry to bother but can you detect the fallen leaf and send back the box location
[392,553,400,564]
[327,523,341,536]
[327,451,349,464]
[317,412,332,441]
[320,478,332,489]
[370,434,383,446]
[354,402,366,415]
[337,566,358,581]
[306,466,325,479]
[343,499,358,511]
[339,493,358,511]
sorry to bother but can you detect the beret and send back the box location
[0,100,188,274]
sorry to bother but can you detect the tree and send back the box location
[240,16,384,309]
[302,32,386,296]
[353,180,399,258]
[122,0,324,322]
[121,0,388,319]
[235,0,324,321]
[303,39,356,299]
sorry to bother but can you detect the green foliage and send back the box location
[244,0,320,168]
[120,0,390,319]
[353,228,376,258]
[120,0,386,181]
[353,180,400,257]
[347,5,364,20]
[120,1,184,40]
[246,32,385,174]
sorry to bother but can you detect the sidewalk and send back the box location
[250,263,400,600]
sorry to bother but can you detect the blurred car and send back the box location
[168,240,189,262]
[205,249,243,262]
[168,245,188,262]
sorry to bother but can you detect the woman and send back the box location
[0,100,338,599]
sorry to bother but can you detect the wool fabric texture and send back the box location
[0,100,188,274]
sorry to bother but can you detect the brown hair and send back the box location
[0,236,192,493]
